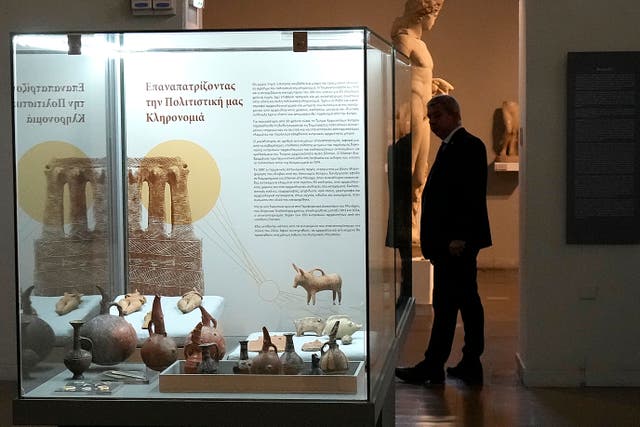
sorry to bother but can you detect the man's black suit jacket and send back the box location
[420,127,492,260]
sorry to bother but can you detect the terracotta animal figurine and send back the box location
[292,263,342,305]
[293,316,326,336]
[321,314,362,339]
[116,290,146,315]
[55,292,83,315]
[177,288,202,314]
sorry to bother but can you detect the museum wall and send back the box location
[204,0,521,270]
[521,0,640,385]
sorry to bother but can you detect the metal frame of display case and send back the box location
[11,27,415,426]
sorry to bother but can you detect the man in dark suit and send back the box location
[396,94,492,386]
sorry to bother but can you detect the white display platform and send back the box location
[412,257,434,305]
[109,295,225,346]
[225,330,365,362]
[30,295,103,345]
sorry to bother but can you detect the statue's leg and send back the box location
[411,97,430,244]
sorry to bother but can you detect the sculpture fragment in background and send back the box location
[497,100,520,162]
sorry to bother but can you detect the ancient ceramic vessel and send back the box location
[233,340,252,374]
[197,343,219,374]
[183,322,204,374]
[309,353,322,375]
[319,321,349,374]
[280,333,304,375]
[63,320,93,380]
[250,326,282,375]
[321,314,362,339]
[141,295,178,372]
[80,286,137,366]
[184,305,226,360]
[20,286,55,363]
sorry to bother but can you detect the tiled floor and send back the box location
[2,269,639,426]
[396,269,640,426]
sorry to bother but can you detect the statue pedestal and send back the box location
[411,256,433,305]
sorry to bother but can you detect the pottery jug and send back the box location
[233,340,252,374]
[197,343,219,374]
[319,321,349,374]
[250,326,282,375]
[184,305,226,360]
[20,286,55,363]
[280,333,304,375]
[309,353,322,375]
[81,286,138,365]
[63,320,93,380]
[184,322,204,374]
[140,295,178,372]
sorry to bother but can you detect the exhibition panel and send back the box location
[11,28,410,425]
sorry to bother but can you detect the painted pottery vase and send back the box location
[319,321,349,374]
[81,287,137,366]
[280,333,304,375]
[141,295,178,372]
[63,320,93,380]
[184,305,226,360]
[250,326,282,375]
[233,340,252,374]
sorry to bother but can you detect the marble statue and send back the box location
[497,101,520,162]
[391,0,453,243]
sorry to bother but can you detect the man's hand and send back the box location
[448,240,466,256]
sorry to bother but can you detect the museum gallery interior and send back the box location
[0,1,639,426]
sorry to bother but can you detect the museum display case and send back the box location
[11,28,411,425]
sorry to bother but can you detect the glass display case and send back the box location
[11,28,411,426]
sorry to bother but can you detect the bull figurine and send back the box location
[292,263,342,305]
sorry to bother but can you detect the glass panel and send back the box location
[365,30,396,394]
[14,29,384,402]
[392,51,413,304]
[13,33,123,392]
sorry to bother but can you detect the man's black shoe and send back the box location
[395,366,444,386]
[446,362,483,385]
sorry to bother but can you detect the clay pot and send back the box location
[319,321,349,374]
[140,295,177,372]
[197,343,219,374]
[184,305,226,360]
[63,320,93,380]
[20,286,55,363]
[80,286,137,366]
[280,333,304,375]
[183,322,204,374]
[232,340,252,374]
[250,326,282,375]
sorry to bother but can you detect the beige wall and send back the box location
[521,0,640,385]
[205,0,521,269]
